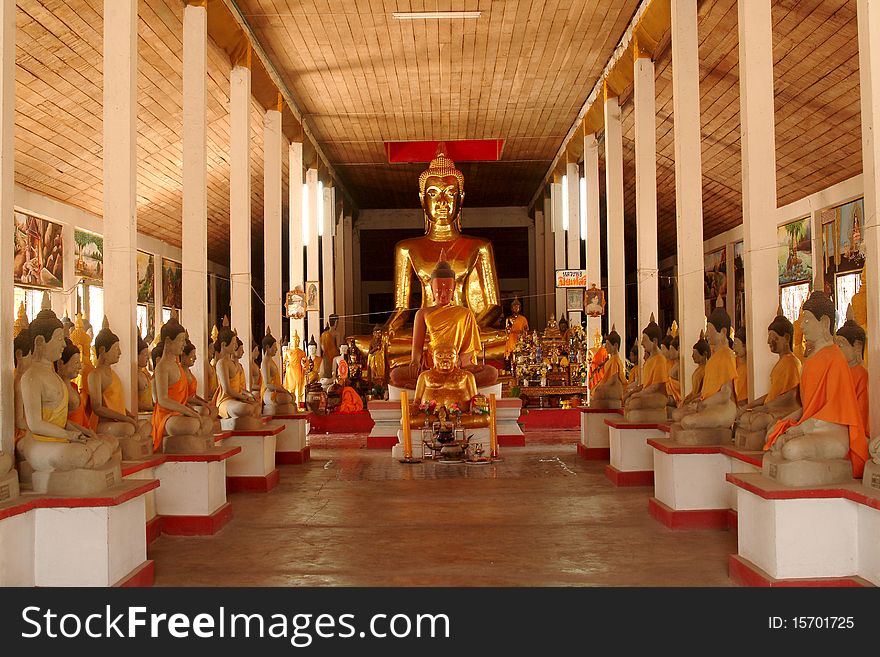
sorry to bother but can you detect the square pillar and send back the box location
[288,141,304,344]
[605,89,626,352]
[263,105,283,341]
[584,133,602,343]
[0,1,13,458]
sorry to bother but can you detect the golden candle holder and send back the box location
[399,391,421,464]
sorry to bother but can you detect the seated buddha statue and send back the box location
[587,329,607,390]
[764,290,869,484]
[56,339,89,430]
[835,309,868,435]
[390,259,498,389]
[259,328,297,415]
[136,334,153,413]
[320,314,339,379]
[87,318,152,459]
[663,334,682,408]
[734,309,802,450]
[352,146,505,368]
[409,344,488,430]
[680,333,710,407]
[333,343,365,413]
[283,332,306,408]
[622,314,669,424]
[669,305,738,444]
[249,341,262,398]
[626,341,640,388]
[733,327,749,406]
[590,327,627,409]
[205,323,220,401]
[305,336,322,385]
[213,322,262,430]
[152,318,214,453]
[14,325,34,447]
[17,297,120,494]
[180,339,220,434]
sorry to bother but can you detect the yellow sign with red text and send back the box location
[555,269,587,288]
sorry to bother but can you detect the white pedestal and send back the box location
[122,455,167,544]
[32,480,156,586]
[154,446,239,535]
[605,420,665,486]
[578,409,620,460]
[221,424,281,492]
[274,415,311,464]
[0,503,35,586]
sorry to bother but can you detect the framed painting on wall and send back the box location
[137,251,155,304]
[74,229,103,282]
[13,211,64,289]
[777,216,812,285]
[162,258,183,309]
[305,281,320,312]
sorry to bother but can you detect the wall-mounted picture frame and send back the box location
[566,288,584,312]
[286,289,305,319]
[13,211,64,289]
[305,281,320,312]
[584,284,606,317]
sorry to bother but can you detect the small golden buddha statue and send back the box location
[409,343,488,430]
[283,331,307,408]
[353,145,505,367]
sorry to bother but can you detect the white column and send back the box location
[229,58,252,387]
[334,207,346,338]
[288,141,304,344]
[352,224,363,329]
[551,182,565,319]
[543,194,554,324]
[181,1,208,395]
[565,161,582,326]
[534,209,545,329]
[103,0,138,408]
[153,253,163,333]
[738,0,778,401]
[306,168,320,348]
[57,223,76,318]
[858,0,880,438]
[583,133,602,344]
[604,89,626,353]
[672,0,706,394]
[342,214,355,335]
[0,0,14,457]
[321,183,335,325]
[633,49,659,371]
[263,105,282,342]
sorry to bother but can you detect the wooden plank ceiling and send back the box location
[15,0,288,265]
[611,0,861,260]
[237,0,643,208]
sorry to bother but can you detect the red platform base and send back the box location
[648,497,731,530]
[499,435,525,447]
[227,468,280,493]
[604,464,654,487]
[366,436,399,449]
[577,443,610,460]
[727,509,738,532]
[519,408,580,430]
[160,502,233,536]
[277,447,310,464]
[116,560,155,587]
[728,554,870,587]
[308,410,374,434]
[146,516,163,544]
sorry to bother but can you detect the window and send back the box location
[13,287,46,322]
[835,271,861,330]
[137,304,149,339]
[87,285,104,333]
[780,283,810,325]
[162,307,172,325]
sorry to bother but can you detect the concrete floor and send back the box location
[149,431,737,586]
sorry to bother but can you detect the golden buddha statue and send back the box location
[622,313,670,424]
[589,326,626,409]
[409,344,488,430]
[354,146,505,367]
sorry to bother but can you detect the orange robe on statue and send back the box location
[764,344,869,477]
[666,372,682,405]
[151,362,190,452]
[505,314,529,357]
[765,353,801,403]
[851,364,869,438]
[589,347,608,390]
[700,345,737,401]
[642,352,669,387]
[735,357,748,402]
[425,304,482,365]
[338,386,364,413]
[68,381,90,428]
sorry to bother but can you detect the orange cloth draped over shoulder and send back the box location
[77,368,99,431]
[701,346,737,401]
[425,305,482,361]
[216,366,248,417]
[666,371,682,404]
[68,381,90,428]
[338,386,364,413]
[642,352,669,387]
[690,365,705,400]
[602,356,627,388]
[187,370,197,398]
[764,345,869,478]
[102,370,128,415]
[588,347,608,390]
[261,368,282,403]
[735,357,748,402]
[151,363,189,451]
[851,364,869,437]
[627,364,640,387]
[505,314,529,357]
[765,353,801,403]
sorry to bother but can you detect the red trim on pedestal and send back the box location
[115,560,155,587]
[577,443,610,460]
[578,407,624,415]
[146,516,163,544]
[728,555,869,587]
[226,468,280,493]
[647,438,724,455]
[122,454,168,477]
[726,473,880,510]
[213,432,232,443]
[277,447,311,464]
[308,410,374,434]
[604,464,654,487]
[0,480,161,521]
[605,419,665,430]
[499,435,525,447]
[160,502,233,536]
[228,424,285,437]
[518,408,580,430]
[648,497,731,530]
[271,413,310,421]
[727,509,738,533]
[367,436,399,449]
[719,446,763,468]
[163,446,241,463]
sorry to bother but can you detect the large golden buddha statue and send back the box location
[356,146,505,367]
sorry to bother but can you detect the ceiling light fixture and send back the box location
[392,11,481,20]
